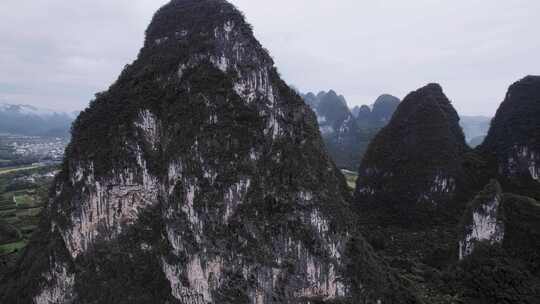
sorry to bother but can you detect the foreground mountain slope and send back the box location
[448,76,540,303]
[351,85,475,303]
[479,75,540,198]
[455,180,540,303]
[1,1,417,303]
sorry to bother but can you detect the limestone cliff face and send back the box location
[481,76,540,188]
[458,179,540,278]
[354,84,469,223]
[459,180,505,259]
[0,1,410,303]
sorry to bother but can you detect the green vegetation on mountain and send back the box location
[355,83,470,225]
[0,1,538,303]
[450,180,540,303]
[479,76,540,199]
[352,78,540,303]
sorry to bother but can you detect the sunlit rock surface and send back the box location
[459,180,504,259]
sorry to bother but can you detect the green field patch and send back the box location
[0,240,27,255]
[0,165,54,257]
[20,225,37,235]
[0,165,42,175]
[0,202,16,210]
[1,193,14,202]
[12,189,34,196]
[341,169,359,191]
[14,194,35,207]
[3,217,20,225]
[15,207,43,217]
[0,209,17,217]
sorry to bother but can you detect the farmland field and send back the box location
[341,169,358,191]
[0,165,58,272]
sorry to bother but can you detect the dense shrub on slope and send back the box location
[355,83,469,225]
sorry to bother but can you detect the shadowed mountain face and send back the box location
[355,83,469,225]
[0,1,417,303]
[456,79,540,300]
[350,78,540,303]
[480,76,540,198]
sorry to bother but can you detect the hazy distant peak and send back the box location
[0,103,76,118]
[373,94,400,105]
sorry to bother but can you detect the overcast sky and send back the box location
[1,0,539,116]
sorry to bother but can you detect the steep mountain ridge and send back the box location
[480,75,540,198]
[1,1,416,303]
[449,76,540,302]
[355,83,469,224]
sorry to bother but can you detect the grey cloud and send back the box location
[1,0,539,115]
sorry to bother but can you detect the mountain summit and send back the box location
[480,76,540,196]
[355,83,469,223]
[1,1,415,303]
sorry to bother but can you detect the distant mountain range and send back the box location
[460,115,491,147]
[352,94,401,129]
[304,91,492,170]
[302,91,385,170]
[0,103,78,137]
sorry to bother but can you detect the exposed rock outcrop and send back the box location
[459,180,504,259]
[456,180,540,303]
